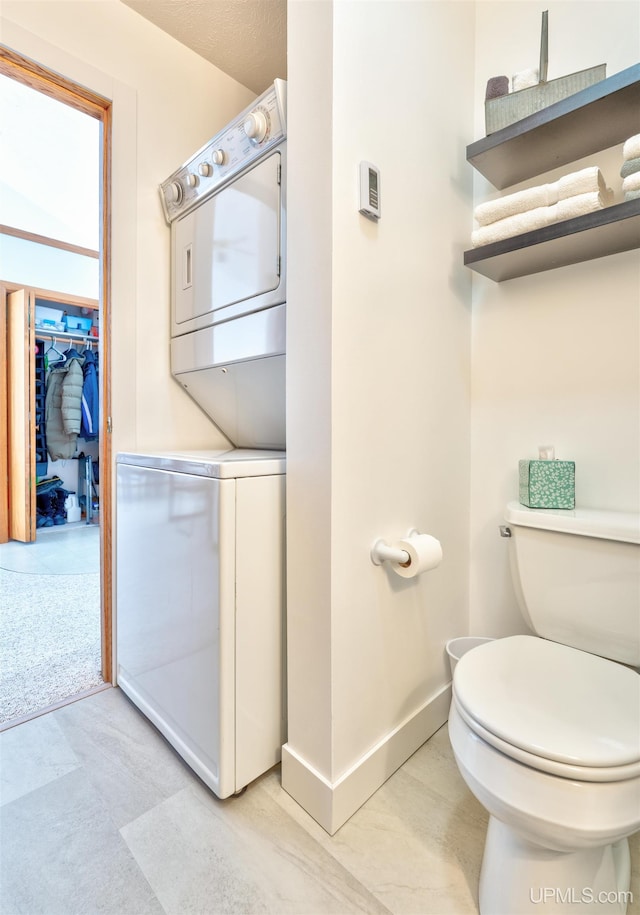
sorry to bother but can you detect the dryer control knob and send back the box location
[243,110,268,144]
[212,149,226,166]
[185,173,198,188]
[198,162,212,177]
[168,181,183,204]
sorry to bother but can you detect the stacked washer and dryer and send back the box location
[116,81,287,798]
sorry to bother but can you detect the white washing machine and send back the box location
[116,449,286,798]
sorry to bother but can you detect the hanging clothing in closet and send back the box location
[45,349,84,460]
[80,349,99,441]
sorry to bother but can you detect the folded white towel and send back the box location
[471,191,609,247]
[622,133,640,161]
[512,68,539,92]
[555,191,610,221]
[622,171,640,193]
[474,167,607,227]
[472,205,551,247]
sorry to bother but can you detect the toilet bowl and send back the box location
[448,504,640,914]
[449,636,640,914]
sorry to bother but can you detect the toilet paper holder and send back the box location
[370,529,419,567]
[370,529,443,579]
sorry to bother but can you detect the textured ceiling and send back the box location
[120,0,287,94]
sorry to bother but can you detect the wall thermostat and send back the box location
[359,161,380,220]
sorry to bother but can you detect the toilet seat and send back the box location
[454,635,640,782]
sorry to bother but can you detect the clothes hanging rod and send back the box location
[36,331,98,345]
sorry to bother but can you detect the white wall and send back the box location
[1,0,254,456]
[285,0,474,832]
[470,0,640,637]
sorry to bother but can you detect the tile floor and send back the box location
[1,687,638,915]
[0,688,482,915]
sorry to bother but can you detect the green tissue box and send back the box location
[519,459,575,509]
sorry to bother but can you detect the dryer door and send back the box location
[172,151,283,337]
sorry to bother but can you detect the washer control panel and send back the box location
[160,79,287,223]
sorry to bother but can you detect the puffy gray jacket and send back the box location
[45,356,84,460]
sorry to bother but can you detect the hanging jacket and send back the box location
[61,353,83,435]
[45,355,84,460]
[80,350,99,441]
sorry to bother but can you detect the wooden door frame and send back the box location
[6,288,36,543]
[0,284,8,543]
[0,48,113,683]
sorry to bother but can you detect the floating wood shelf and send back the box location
[467,64,640,190]
[464,199,640,282]
[465,64,640,281]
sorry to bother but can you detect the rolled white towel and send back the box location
[512,67,539,91]
[474,167,607,227]
[559,167,608,200]
[472,191,609,248]
[555,190,610,221]
[622,171,640,193]
[622,133,640,161]
[625,189,640,201]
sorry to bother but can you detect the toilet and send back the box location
[449,502,640,915]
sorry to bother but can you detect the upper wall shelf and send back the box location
[467,64,640,189]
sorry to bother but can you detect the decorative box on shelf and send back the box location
[484,11,606,136]
[485,64,606,135]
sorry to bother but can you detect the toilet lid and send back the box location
[454,636,640,768]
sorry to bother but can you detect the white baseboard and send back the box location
[281,682,452,835]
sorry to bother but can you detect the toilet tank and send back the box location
[505,502,640,667]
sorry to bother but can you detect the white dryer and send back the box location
[160,80,287,449]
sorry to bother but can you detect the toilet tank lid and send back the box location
[505,502,640,544]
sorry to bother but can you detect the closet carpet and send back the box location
[0,525,103,725]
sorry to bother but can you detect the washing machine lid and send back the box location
[116,449,285,478]
[454,635,640,769]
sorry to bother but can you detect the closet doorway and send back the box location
[0,49,112,727]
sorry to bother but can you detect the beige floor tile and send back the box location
[0,768,164,915]
[265,727,485,914]
[121,777,391,915]
[54,686,193,829]
[0,713,80,806]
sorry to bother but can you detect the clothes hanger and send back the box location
[47,339,67,364]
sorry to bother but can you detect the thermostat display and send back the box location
[359,161,380,220]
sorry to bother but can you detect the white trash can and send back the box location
[446,637,494,678]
